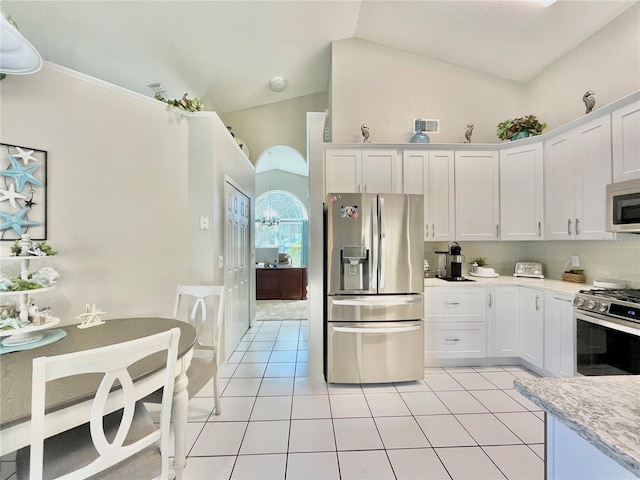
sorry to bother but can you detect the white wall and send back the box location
[526,2,640,129]
[329,3,640,144]
[221,92,328,165]
[0,64,190,322]
[330,38,525,144]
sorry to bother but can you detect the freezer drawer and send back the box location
[326,321,424,384]
[327,294,423,322]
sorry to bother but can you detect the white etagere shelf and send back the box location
[0,255,57,322]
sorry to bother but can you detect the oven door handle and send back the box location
[575,312,640,337]
[332,325,421,334]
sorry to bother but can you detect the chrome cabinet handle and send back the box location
[496,224,500,238]
[575,218,580,236]
[538,221,541,236]
[444,337,461,343]
[535,295,540,311]
[444,302,460,306]
[432,224,435,238]
[488,293,492,308]
[567,219,572,236]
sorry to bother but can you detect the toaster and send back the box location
[513,261,544,278]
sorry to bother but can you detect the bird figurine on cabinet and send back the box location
[583,90,596,114]
[361,124,370,143]
[464,123,474,143]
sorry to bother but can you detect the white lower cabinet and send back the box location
[424,322,487,359]
[519,287,545,369]
[424,287,487,362]
[490,286,520,357]
[426,284,574,375]
[544,291,575,377]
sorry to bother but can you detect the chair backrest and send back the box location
[29,327,181,480]
[173,285,224,351]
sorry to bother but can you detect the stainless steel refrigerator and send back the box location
[324,193,424,384]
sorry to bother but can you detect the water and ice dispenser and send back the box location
[340,246,369,290]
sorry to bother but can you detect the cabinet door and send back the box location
[454,151,500,241]
[325,148,361,194]
[424,287,487,322]
[402,150,426,195]
[361,149,400,193]
[574,115,613,240]
[612,100,640,182]
[428,151,456,242]
[544,292,575,378]
[492,287,520,357]
[425,322,487,360]
[519,287,544,369]
[544,134,576,240]
[499,142,543,240]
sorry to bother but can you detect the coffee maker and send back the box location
[447,242,465,280]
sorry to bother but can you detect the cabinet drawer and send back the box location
[425,322,487,358]
[424,288,486,322]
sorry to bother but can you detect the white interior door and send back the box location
[224,181,250,361]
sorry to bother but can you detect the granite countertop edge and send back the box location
[514,377,640,477]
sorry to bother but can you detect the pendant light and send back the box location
[261,152,279,227]
[0,14,43,76]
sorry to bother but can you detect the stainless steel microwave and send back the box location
[606,179,640,233]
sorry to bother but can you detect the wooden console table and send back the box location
[256,267,307,300]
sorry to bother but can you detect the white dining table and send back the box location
[0,317,197,479]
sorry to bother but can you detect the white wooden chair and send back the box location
[16,327,181,480]
[173,285,225,415]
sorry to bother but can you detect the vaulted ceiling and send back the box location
[2,1,636,113]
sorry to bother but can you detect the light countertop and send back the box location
[514,376,640,477]
[424,276,586,295]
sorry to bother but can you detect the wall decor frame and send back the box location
[0,143,47,241]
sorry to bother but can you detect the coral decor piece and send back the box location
[77,304,106,329]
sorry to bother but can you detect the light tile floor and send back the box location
[0,319,546,480]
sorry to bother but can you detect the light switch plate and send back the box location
[200,216,210,230]
[571,255,580,267]
[218,256,224,268]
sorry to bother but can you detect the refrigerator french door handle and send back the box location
[371,195,379,291]
[379,196,386,289]
[331,297,422,306]
[332,325,421,334]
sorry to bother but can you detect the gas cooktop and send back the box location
[574,288,640,324]
[578,288,640,304]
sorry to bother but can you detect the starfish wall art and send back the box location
[0,144,47,241]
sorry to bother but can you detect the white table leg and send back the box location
[172,369,189,480]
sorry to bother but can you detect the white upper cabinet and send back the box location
[403,149,455,241]
[499,142,544,240]
[612,100,640,182]
[361,149,401,194]
[324,148,361,194]
[544,114,613,240]
[455,151,500,241]
[325,147,400,195]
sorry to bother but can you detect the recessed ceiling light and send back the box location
[532,0,558,6]
[269,76,287,93]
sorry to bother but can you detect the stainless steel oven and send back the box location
[574,289,640,376]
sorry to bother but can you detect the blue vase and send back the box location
[409,118,431,143]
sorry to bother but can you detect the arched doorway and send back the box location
[254,146,309,267]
